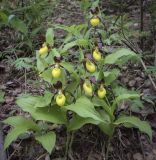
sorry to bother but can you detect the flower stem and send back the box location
[65,131,74,160]
[106,137,111,160]
[65,131,70,160]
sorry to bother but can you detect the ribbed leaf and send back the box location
[0,90,5,103]
[104,48,138,64]
[61,62,75,73]
[46,28,54,45]
[112,93,140,112]
[36,53,48,72]
[4,117,40,149]
[4,127,28,149]
[114,116,152,141]
[35,132,56,154]
[65,96,103,122]
[34,91,53,108]
[16,95,67,124]
[60,41,77,54]
[3,116,40,131]
[9,15,28,34]
[68,115,99,131]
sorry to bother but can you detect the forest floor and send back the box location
[0,0,156,160]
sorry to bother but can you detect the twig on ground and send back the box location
[118,129,127,148]
[154,41,156,66]
[137,132,145,160]
[36,153,47,160]
[122,40,156,91]
[140,58,156,90]
[8,140,22,160]
[119,14,156,91]
[140,0,144,50]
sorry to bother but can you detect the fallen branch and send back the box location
[140,58,156,90]
[121,39,156,91]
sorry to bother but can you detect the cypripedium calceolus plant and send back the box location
[93,47,102,61]
[97,84,106,99]
[3,2,152,159]
[85,59,96,73]
[51,64,61,78]
[39,43,48,56]
[56,90,66,107]
[83,80,93,96]
[90,15,100,27]
[90,7,101,27]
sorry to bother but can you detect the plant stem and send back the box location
[65,131,74,160]
[105,137,111,160]
[105,96,111,107]
[65,130,75,160]
[140,0,144,50]
[69,131,74,151]
[65,131,70,160]
[24,68,27,94]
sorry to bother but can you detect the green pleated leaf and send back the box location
[0,90,5,103]
[34,91,53,108]
[46,28,54,46]
[97,107,115,137]
[0,11,8,24]
[60,62,75,73]
[114,116,152,141]
[116,93,140,102]
[16,95,67,124]
[9,15,28,34]
[65,96,103,122]
[4,117,40,149]
[104,48,138,65]
[39,68,52,83]
[60,41,77,54]
[35,132,56,154]
[98,122,115,137]
[76,38,90,47]
[104,69,120,85]
[36,52,48,72]
[4,126,28,149]
[92,97,114,121]
[112,93,140,112]
[3,116,40,131]
[68,115,99,131]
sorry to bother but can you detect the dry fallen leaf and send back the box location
[133,153,143,160]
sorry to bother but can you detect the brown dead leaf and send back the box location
[45,154,50,160]
[133,153,143,160]
[128,79,136,87]
[145,154,155,160]
[5,96,14,104]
